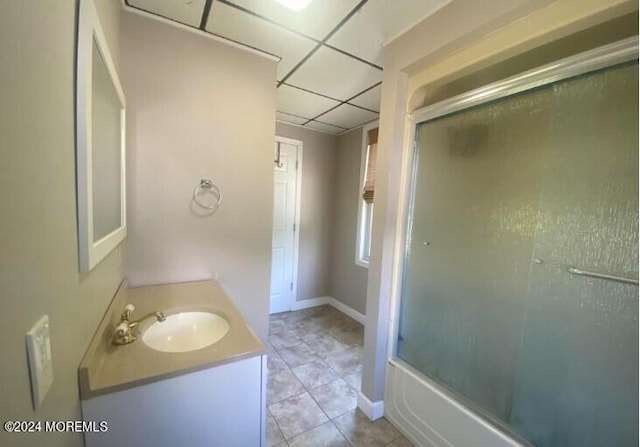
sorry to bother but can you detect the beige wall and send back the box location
[275,122,337,301]
[0,1,123,446]
[122,12,276,342]
[332,128,368,314]
[362,0,637,405]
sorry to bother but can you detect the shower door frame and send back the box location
[385,35,638,444]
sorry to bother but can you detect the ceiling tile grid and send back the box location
[304,120,348,134]
[317,103,378,129]
[348,83,381,112]
[285,46,381,102]
[327,0,452,66]
[225,0,362,40]
[205,2,316,81]
[276,84,341,120]
[276,111,308,125]
[124,0,449,134]
[128,0,207,27]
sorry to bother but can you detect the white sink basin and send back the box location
[142,311,230,353]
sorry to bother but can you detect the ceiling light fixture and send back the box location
[274,0,314,12]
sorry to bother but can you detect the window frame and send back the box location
[355,120,379,268]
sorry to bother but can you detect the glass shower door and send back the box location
[509,63,639,446]
[397,86,551,421]
[396,57,638,446]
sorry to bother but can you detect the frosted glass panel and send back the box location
[397,62,638,446]
[509,64,639,445]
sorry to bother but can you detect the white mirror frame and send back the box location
[76,0,126,272]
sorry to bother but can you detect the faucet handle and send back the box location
[121,304,135,322]
[112,322,135,345]
[113,322,129,338]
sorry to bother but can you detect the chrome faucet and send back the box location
[112,304,166,345]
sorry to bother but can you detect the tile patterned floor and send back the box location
[267,305,413,447]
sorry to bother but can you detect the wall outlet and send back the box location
[26,315,53,410]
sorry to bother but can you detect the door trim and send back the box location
[275,135,303,312]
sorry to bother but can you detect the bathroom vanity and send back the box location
[78,280,266,447]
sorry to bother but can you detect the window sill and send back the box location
[355,259,369,269]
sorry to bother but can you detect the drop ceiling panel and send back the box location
[276,111,308,125]
[206,2,316,80]
[225,0,361,40]
[277,84,340,119]
[128,0,207,27]
[287,46,382,101]
[328,0,451,64]
[318,103,378,129]
[349,84,381,112]
[305,120,345,134]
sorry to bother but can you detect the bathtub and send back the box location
[385,359,530,447]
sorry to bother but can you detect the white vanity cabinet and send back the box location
[82,355,266,447]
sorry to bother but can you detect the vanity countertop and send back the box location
[78,279,265,399]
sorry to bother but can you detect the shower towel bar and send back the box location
[567,267,638,286]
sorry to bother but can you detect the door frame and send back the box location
[274,135,303,312]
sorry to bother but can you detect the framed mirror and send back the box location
[76,0,126,272]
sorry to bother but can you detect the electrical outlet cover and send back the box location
[26,315,53,410]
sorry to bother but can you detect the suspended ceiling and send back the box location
[124,0,451,134]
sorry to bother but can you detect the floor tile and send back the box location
[309,379,358,419]
[294,328,319,343]
[267,306,406,446]
[324,347,363,376]
[269,318,289,335]
[278,343,318,368]
[270,312,287,321]
[330,326,364,346]
[289,316,327,333]
[291,358,339,389]
[342,370,362,391]
[269,329,303,350]
[267,369,305,404]
[278,310,311,325]
[328,318,361,335]
[268,351,290,375]
[386,435,415,446]
[269,392,329,440]
[305,334,350,358]
[266,411,286,447]
[304,305,334,317]
[333,409,400,446]
[288,421,350,447]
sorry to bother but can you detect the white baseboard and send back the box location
[291,296,366,325]
[291,296,330,311]
[358,391,385,421]
[327,297,365,324]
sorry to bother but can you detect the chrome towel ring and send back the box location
[193,179,222,212]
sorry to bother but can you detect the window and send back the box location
[356,123,378,267]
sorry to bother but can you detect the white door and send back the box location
[270,138,300,314]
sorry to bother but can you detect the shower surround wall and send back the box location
[121,12,276,342]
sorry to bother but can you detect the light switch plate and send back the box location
[26,315,53,410]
